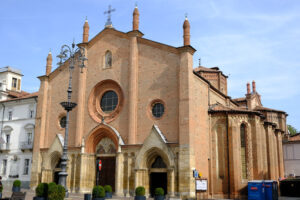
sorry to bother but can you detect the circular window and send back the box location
[100,90,118,113]
[152,102,164,118]
[60,116,67,128]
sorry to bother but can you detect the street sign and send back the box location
[196,179,207,191]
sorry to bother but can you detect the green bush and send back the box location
[13,180,21,187]
[155,187,164,196]
[57,184,66,200]
[135,186,145,196]
[35,183,48,197]
[92,185,105,198]
[48,182,58,200]
[104,185,112,193]
[0,185,3,193]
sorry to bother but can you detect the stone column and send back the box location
[79,154,96,193]
[168,168,175,197]
[115,152,124,196]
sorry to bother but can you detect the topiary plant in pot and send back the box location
[92,185,105,200]
[12,180,21,192]
[104,185,112,198]
[134,186,146,200]
[47,182,58,200]
[57,184,66,200]
[34,183,48,200]
[154,187,165,200]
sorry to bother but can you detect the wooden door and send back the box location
[96,157,116,191]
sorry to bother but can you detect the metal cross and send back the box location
[104,5,116,27]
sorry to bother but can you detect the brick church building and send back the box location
[30,6,287,199]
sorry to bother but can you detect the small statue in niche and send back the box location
[105,51,112,68]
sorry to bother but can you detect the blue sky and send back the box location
[0,0,299,130]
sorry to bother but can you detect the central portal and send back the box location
[150,172,167,197]
[94,137,117,192]
[96,157,116,191]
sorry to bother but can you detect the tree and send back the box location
[288,125,298,136]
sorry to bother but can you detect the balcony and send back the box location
[20,141,33,150]
[0,143,11,150]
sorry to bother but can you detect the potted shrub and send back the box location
[48,182,58,200]
[104,185,112,198]
[57,184,66,200]
[92,185,105,200]
[134,186,146,200]
[0,185,3,199]
[12,180,21,192]
[34,183,48,200]
[154,187,165,200]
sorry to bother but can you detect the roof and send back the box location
[288,133,300,142]
[209,103,261,115]
[0,66,23,76]
[194,66,228,78]
[7,90,30,98]
[0,91,38,103]
[233,97,246,102]
[254,106,286,114]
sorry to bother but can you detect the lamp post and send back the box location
[57,41,87,197]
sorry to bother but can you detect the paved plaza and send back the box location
[1,188,300,200]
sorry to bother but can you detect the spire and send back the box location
[46,50,52,76]
[247,82,250,94]
[133,5,139,31]
[83,17,89,43]
[252,80,256,93]
[183,15,190,46]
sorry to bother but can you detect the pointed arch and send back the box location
[84,123,124,153]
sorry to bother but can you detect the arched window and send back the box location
[105,51,112,68]
[240,123,248,179]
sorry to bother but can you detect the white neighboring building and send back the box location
[0,66,37,188]
[283,133,300,178]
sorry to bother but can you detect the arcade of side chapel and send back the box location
[30,6,286,199]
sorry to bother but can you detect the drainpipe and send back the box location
[226,112,230,199]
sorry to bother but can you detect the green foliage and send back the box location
[135,186,145,196]
[48,182,58,200]
[57,184,66,200]
[288,125,298,136]
[104,185,112,193]
[13,180,21,187]
[92,185,105,198]
[35,183,48,197]
[0,185,3,193]
[155,187,164,196]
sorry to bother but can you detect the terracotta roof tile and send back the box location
[288,133,300,142]
[254,106,286,114]
[0,91,38,103]
[233,97,246,102]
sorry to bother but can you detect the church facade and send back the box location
[30,7,287,199]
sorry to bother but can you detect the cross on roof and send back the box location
[104,5,116,28]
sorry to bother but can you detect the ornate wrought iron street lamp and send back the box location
[57,41,87,197]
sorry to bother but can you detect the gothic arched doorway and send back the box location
[149,156,168,197]
[95,137,117,191]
